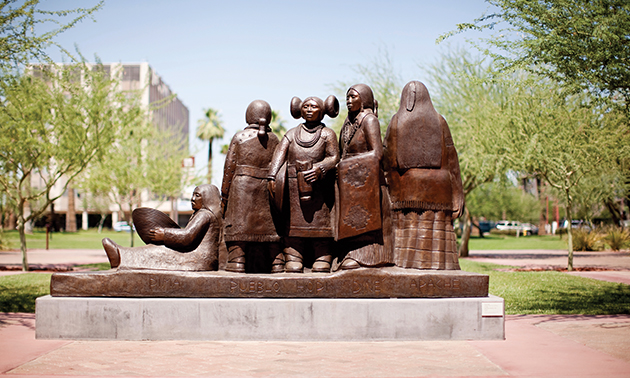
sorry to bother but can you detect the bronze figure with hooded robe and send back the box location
[383,81,464,270]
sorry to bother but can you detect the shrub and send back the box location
[0,229,11,251]
[572,228,604,251]
[603,226,630,251]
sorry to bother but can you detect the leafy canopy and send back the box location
[438,0,630,107]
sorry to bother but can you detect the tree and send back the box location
[80,87,192,247]
[196,108,225,184]
[426,49,513,256]
[0,64,122,270]
[467,180,542,223]
[270,109,287,139]
[505,78,630,270]
[330,49,403,137]
[440,0,630,227]
[439,0,630,108]
[0,0,103,72]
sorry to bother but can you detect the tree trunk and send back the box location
[565,191,574,271]
[17,201,29,271]
[207,138,214,184]
[97,213,106,233]
[66,186,77,232]
[605,198,623,227]
[7,211,16,230]
[458,206,471,257]
[539,194,548,236]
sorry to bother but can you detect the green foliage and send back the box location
[196,108,225,141]
[426,48,517,255]
[78,88,191,247]
[0,0,103,72]
[196,107,225,183]
[467,181,542,222]
[0,273,51,313]
[270,109,287,139]
[460,259,630,314]
[329,48,403,137]
[572,228,605,251]
[603,226,630,251]
[0,228,11,250]
[427,49,513,197]
[439,0,630,108]
[0,64,127,269]
[504,76,630,268]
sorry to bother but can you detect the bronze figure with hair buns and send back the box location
[267,95,340,273]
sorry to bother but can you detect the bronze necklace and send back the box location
[295,123,323,148]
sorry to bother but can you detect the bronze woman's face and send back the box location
[191,188,203,211]
[301,99,322,123]
[346,89,361,112]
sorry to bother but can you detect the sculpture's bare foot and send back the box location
[102,238,120,268]
[225,262,245,273]
[312,256,332,273]
[285,261,303,273]
[340,258,360,270]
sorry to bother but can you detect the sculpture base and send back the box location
[50,267,488,298]
[35,295,504,340]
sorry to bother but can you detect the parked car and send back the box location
[113,221,134,232]
[560,219,592,231]
[495,220,535,235]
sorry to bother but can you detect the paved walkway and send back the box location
[1,248,630,377]
[1,312,630,377]
[467,249,630,285]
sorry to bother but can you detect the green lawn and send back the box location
[1,259,628,314]
[460,259,630,314]
[0,273,51,313]
[2,230,567,251]
[3,229,143,250]
[468,234,567,250]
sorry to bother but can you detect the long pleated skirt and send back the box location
[392,209,460,270]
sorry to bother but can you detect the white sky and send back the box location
[42,0,496,187]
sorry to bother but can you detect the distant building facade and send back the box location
[31,63,191,231]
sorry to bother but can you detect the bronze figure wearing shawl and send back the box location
[101,184,222,271]
[335,84,392,270]
[383,81,464,270]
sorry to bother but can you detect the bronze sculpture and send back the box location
[267,95,340,273]
[221,100,283,273]
[383,81,464,270]
[335,84,391,270]
[102,184,222,271]
[53,82,493,300]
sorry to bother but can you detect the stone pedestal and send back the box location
[36,295,504,341]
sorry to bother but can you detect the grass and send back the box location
[2,229,568,252]
[1,259,628,315]
[468,234,567,250]
[0,273,51,313]
[2,229,143,250]
[460,259,630,314]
